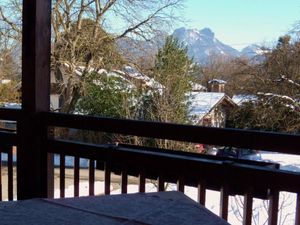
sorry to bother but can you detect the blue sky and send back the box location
[180,0,300,50]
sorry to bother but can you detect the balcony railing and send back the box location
[1,107,300,225]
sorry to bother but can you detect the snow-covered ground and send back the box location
[261,151,300,172]
[56,180,297,225]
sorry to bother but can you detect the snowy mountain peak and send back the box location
[118,27,268,66]
[240,44,269,63]
[172,27,199,43]
[241,44,262,56]
[199,28,215,38]
[172,27,239,64]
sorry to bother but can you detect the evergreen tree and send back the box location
[77,71,137,119]
[149,36,193,124]
[146,36,196,151]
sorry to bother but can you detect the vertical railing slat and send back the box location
[139,170,145,193]
[74,157,80,197]
[60,155,65,198]
[295,193,300,225]
[89,159,95,196]
[268,189,279,225]
[0,152,2,201]
[121,168,128,194]
[177,176,185,193]
[198,180,206,205]
[243,189,253,225]
[104,162,111,195]
[220,184,229,221]
[8,147,13,201]
[158,175,165,192]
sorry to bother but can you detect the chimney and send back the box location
[208,79,226,92]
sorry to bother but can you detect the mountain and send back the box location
[172,27,240,64]
[240,44,268,58]
[117,27,266,65]
[240,44,269,63]
[117,32,168,68]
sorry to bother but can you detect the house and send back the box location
[208,79,227,92]
[189,92,236,127]
[188,78,236,128]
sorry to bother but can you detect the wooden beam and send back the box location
[43,112,300,155]
[17,0,53,199]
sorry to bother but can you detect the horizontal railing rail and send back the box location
[46,139,300,194]
[0,108,21,121]
[0,131,17,146]
[43,112,300,155]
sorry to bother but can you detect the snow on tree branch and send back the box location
[276,75,300,88]
[257,92,300,110]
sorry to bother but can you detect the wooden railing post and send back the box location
[220,184,229,221]
[296,193,300,225]
[198,180,206,205]
[243,188,253,225]
[17,0,53,199]
[268,189,279,225]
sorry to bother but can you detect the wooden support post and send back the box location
[17,0,53,199]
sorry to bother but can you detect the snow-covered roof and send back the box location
[232,94,257,106]
[208,79,227,84]
[190,82,207,91]
[124,66,164,90]
[91,69,136,92]
[188,92,226,122]
[59,64,164,90]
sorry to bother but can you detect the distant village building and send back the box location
[189,92,236,127]
[208,79,227,93]
[187,78,237,128]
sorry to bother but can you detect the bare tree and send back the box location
[228,35,300,133]
[0,0,184,112]
[198,55,256,97]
